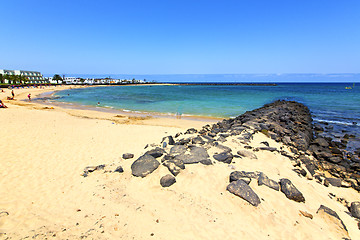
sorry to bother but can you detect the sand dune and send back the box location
[0,86,359,239]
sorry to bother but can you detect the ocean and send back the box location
[51,83,360,151]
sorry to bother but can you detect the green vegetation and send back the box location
[52,74,63,84]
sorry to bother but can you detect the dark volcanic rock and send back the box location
[279,178,305,202]
[192,136,205,145]
[162,136,175,146]
[114,166,124,173]
[350,202,360,219]
[170,145,187,156]
[175,146,209,164]
[258,172,279,191]
[131,154,160,177]
[122,153,134,159]
[145,147,166,158]
[227,180,261,206]
[324,178,342,187]
[160,174,176,187]
[213,152,233,164]
[230,171,259,182]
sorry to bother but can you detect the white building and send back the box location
[0,69,46,84]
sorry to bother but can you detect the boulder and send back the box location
[122,153,134,159]
[227,180,261,206]
[169,145,187,156]
[279,178,305,202]
[350,202,360,219]
[176,146,209,164]
[131,154,160,177]
[258,172,279,191]
[160,174,176,187]
[237,150,257,159]
[213,152,233,164]
[145,147,166,158]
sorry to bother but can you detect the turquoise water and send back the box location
[53,83,360,122]
[50,83,360,151]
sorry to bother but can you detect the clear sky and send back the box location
[1,0,360,75]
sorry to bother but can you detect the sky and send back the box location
[1,0,360,75]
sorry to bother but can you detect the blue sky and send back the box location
[1,0,360,75]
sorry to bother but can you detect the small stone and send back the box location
[350,202,360,219]
[160,174,176,187]
[299,210,313,219]
[237,150,257,159]
[114,166,124,173]
[122,153,134,159]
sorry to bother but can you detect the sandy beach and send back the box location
[1,86,360,239]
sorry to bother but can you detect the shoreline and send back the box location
[1,87,360,239]
[0,85,217,129]
[34,87,223,123]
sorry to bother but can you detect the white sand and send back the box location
[0,86,359,239]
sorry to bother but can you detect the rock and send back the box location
[324,178,342,187]
[258,146,277,152]
[192,136,205,145]
[169,145,187,156]
[122,153,134,159]
[162,136,175,146]
[313,138,329,147]
[279,178,305,202]
[131,154,160,177]
[185,128,197,134]
[160,174,176,187]
[114,166,124,173]
[299,210,313,219]
[350,202,360,219]
[175,146,210,164]
[145,147,166,158]
[316,205,348,237]
[237,150,257,159]
[230,171,259,182]
[213,152,233,164]
[258,172,279,191]
[163,160,182,176]
[213,142,232,153]
[226,180,261,206]
[299,155,318,176]
[200,159,213,165]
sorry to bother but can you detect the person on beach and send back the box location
[28,93,31,101]
[11,90,14,99]
[0,100,7,108]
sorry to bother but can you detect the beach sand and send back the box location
[1,86,360,239]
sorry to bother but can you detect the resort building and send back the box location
[0,69,47,84]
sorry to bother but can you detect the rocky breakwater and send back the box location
[82,100,359,237]
[127,100,315,205]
